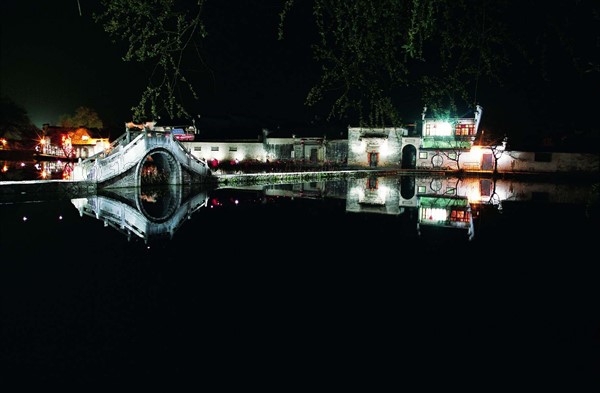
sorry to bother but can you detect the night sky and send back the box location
[1,1,599,140]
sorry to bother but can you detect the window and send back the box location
[448,152,456,160]
[532,192,549,201]
[534,152,552,162]
[229,146,237,152]
[450,209,470,223]
[455,122,475,136]
[445,187,456,195]
[211,146,219,152]
[418,186,426,193]
[480,179,492,197]
[194,146,202,151]
[367,176,378,190]
[425,121,452,136]
[419,152,428,159]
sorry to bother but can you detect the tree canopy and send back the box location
[58,106,104,129]
[0,96,40,149]
[94,0,599,129]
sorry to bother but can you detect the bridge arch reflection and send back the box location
[72,184,209,243]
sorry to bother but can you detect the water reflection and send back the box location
[72,185,208,243]
[2,173,598,387]
[0,159,73,180]
[68,174,598,245]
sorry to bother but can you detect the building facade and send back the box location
[152,105,598,175]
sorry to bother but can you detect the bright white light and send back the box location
[421,207,447,222]
[379,140,390,157]
[377,185,390,203]
[429,121,453,136]
[350,185,365,200]
[351,141,366,154]
[469,145,483,161]
[22,216,27,221]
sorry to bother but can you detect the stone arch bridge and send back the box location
[71,130,213,188]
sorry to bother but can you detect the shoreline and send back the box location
[1,167,597,204]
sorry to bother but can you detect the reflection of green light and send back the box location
[418,196,471,228]
[419,196,469,208]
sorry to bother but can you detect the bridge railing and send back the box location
[71,132,135,180]
[72,132,146,181]
[166,136,209,172]
[71,130,210,182]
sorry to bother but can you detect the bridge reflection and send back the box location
[71,174,597,244]
[72,185,209,243]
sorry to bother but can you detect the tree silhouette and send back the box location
[58,107,104,129]
[94,0,599,127]
[0,96,40,149]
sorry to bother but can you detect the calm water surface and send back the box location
[1,174,598,388]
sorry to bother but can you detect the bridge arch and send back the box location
[139,147,181,186]
[71,131,212,188]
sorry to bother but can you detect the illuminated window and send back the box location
[445,187,456,195]
[450,209,470,223]
[455,122,475,136]
[425,121,452,136]
[418,186,426,193]
[419,152,428,159]
[534,152,552,162]
[448,152,456,160]
[421,207,447,222]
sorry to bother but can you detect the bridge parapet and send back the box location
[71,131,211,185]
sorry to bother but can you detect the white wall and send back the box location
[184,141,267,163]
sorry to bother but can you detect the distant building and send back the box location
[125,106,598,175]
[40,124,110,159]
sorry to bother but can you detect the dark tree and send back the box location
[58,107,104,129]
[94,0,599,129]
[0,96,40,149]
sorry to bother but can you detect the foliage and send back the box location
[0,96,40,148]
[95,0,599,127]
[94,0,207,122]
[58,107,104,129]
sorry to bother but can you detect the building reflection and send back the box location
[71,175,596,243]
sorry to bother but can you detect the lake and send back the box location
[1,173,598,389]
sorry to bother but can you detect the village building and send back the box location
[40,124,110,159]
[123,105,599,176]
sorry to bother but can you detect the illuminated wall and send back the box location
[347,127,405,167]
[345,176,401,215]
[185,141,267,163]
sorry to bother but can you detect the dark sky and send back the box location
[1,1,599,139]
[0,1,319,132]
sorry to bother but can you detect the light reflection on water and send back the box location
[1,174,598,387]
[1,174,598,253]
